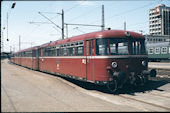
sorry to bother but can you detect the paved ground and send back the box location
[2,59,170,112]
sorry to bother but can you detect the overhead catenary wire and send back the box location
[64,3,81,13]
[26,1,98,40]
[67,5,101,22]
[88,1,156,25]
[106,2,155,21]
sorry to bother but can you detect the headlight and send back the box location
[142,61,146,66]
[112,62,117,68]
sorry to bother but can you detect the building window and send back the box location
[161,47,167,54]
[148,48,154,54]
[155,47,160,54]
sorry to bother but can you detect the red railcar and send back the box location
[11,30,156,92]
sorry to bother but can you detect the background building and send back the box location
[145,35,170,43]
[149,4,170,35]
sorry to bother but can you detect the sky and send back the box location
[1,0,170,52]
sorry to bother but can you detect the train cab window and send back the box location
[130,40,146,55]
[98,45,107,55]
[110,43,116,54]
[117,42,128,55]
[96,38,128,55]
[96,39,109,55]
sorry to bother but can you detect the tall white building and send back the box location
[149,4,170,35]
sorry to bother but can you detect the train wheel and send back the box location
[107,79,117,93]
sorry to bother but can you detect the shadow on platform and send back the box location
[57,75,170,95]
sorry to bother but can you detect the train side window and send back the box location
[42,48,46,56]
[77,46,84,55]
[86,41,89,55]
[48,47,55,56]
[91,41,94,55]
[55,46,60,56]
[60,46,63,56]
[67,43,75,56]
[56,49,60,56]
[27,51,32,57]
[148,48,154,54]
[75,41,84,56]
[155,47,160,54]
[32,50,36,57]
[68,47,73,56]
[161,47,167,54]
[169,47,170,54]
[73,47,76,56]
[63,47,67,56]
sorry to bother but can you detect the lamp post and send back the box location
[1,28,5,52]
[7,2,16,41]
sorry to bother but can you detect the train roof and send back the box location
[14,46,39,54]
[14,30,144,53]
[39,30,144,48]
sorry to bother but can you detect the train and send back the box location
[10,30,156,92]
[146,42,170,61]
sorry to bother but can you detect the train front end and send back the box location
[96,31,156,92]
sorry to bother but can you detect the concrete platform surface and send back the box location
[2,59,170,112]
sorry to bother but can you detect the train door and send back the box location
[35,49,39,70]
[32,50,34,69]
[86,40,95,82]
[19,53,21,65]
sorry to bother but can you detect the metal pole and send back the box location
[1,31,4,52]
[19,35,21,51]
[7,12,8,41]
[124,21,126,31]
[102,5,105,30]
[66,24,68,38]
[62,9,64,39]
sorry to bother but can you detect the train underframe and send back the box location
[106,69,157,93]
